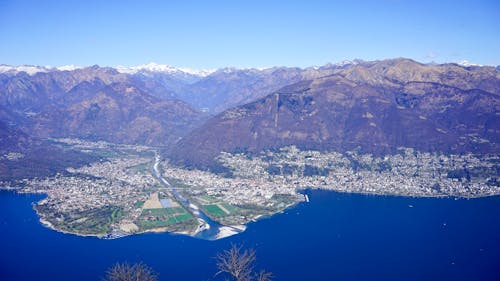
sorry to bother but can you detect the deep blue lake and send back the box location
[1,189,499,281]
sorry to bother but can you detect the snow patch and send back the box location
[56,65,84,71]
[457,60,482,67]
[115,62,215,77]
[0,65,50,75]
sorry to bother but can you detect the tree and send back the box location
[215,244,273,281]
[103,262,158,281]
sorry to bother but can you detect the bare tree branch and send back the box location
[103,262,158,281]
[215,244,273,281]
[256,270,273,281]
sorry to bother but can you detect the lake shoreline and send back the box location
[2,187,499,240]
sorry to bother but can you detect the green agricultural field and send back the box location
[204,204,228,217]
[141,207,186,217]
[137,220,172,228]
[137,207,193,230]
[200,195,218,203]
[167,213,193,224]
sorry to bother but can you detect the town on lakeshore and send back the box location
[1,138,499,239]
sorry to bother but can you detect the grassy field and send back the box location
[168,213,192,223]
[134,201,145,208]
[137,214,195,229]
[200,195,218,203]
[141,207,186,216]
[137,220,171,228]
[137,207,193,230]
[220,203,238,213]
[203,204,228,217]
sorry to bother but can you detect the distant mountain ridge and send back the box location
[1,58,493,76]
[3,59,497,113]
[1,62,345,113]
[0,62,214,76]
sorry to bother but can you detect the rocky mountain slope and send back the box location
[0,66,201,146]
[0,115,98,181]
[169,59,500,169]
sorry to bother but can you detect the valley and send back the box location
[0,58,499,240]
[1,138,498,239]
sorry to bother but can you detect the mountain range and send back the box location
[1,58,499,177]
[168,59,500,168]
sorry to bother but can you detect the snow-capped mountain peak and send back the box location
[56,65,84,71]
[115,62,179,74]
[457,60,482,67]
[0,62,216,77]
[0,64,86,75]
[0,64,51,75]
[177,67,216,77]
[115,62,215,77]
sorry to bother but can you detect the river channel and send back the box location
[152,154,241,240]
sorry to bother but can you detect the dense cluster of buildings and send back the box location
[216,146,499,198]
[161,162,301,208]
[19,156,155,220]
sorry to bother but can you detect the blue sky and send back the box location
[0,0,499,68]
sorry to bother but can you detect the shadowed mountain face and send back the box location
[0,118,32,152]
[0,116,100,181]
[28,82,200,145]
[0,67,201,146]
[169,60,500,169]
